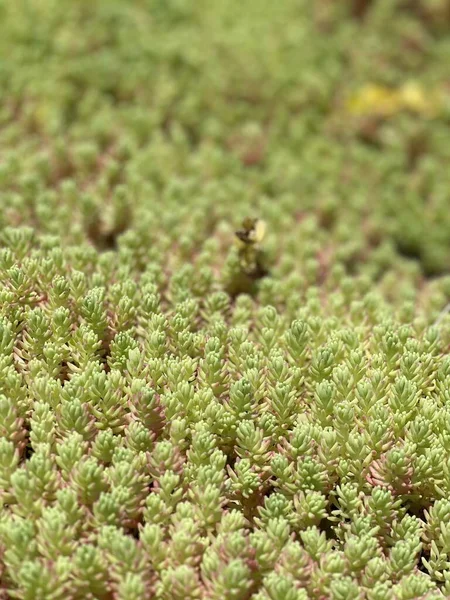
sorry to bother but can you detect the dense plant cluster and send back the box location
[2,0,450,598]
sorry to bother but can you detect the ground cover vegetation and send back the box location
[2,1,450,598]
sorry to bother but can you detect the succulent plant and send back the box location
[2,1,450,598]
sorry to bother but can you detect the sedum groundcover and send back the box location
[3,1,450,599]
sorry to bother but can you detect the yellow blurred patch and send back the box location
[347,81,445,119]
[347,84,400,118]
[398,82,443,118]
